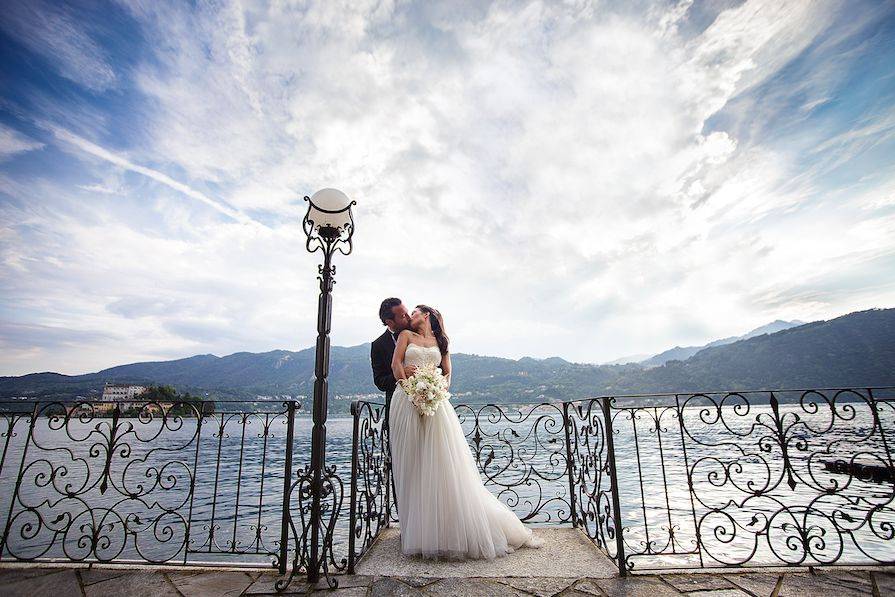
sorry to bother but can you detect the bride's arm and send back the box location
[391,330,411,381]
[440,351,452,389]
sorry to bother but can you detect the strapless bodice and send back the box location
[404,343,441,367]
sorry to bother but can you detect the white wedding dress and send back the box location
[388,343,543,559]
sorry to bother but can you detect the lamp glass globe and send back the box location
[309,188,352,230]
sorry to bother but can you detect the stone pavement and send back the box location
[355,528,617,578]
[0,528,891,596]
[0,564,891,596]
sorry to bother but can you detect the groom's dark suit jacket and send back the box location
[371,328,400,419]
[371,328,400,512]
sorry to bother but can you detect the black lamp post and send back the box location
[302,188,355,584]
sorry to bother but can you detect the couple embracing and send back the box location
[370,298,543,560]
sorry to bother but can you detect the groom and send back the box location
[371,297,415,516]
[370,297,416,423]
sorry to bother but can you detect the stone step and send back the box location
[355,527,617,579]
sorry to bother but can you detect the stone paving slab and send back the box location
[0,565,888,596]
[873,571,895,593]
[572,576,681,597]
[495,577,577,596]
[83,570,182,597]
[662,573,737,592]
[723,572,784,596]
[355,527,617,579]
[80,567,131,586]
[2,568,82,597]
[244,573,377,595]
[169,570,256,596]
[370,577,425,596]
[0,567,64,583]
[421,577,524,596]
[767,571,871,597]
[394,576,439,588]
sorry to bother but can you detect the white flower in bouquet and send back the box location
[399,362,451,416]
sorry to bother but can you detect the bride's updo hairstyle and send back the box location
[416,305,449,356]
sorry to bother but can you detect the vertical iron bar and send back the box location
[208,413,225,552]
[348,401,361,573]
[308,249,334,584]
[601,397,627,576]
[0,403,37,561]
[675,394,703,567]
[183,402,206,564]
[383,394,394,525]
[653,407,675,550]
[630,408,651,556]
[279,400,296,575]
[232,413,248,552]
[256,413,270,553]
[384,414,394,525]
[0,413,21,482]
[769,392,798,491]
[868,388,894,469]
[562,401,577,527]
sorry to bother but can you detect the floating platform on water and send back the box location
[824,460,894,484]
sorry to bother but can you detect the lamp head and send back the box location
[302,188,356,255]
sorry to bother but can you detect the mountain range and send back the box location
[636,319,805,367]
[2,308,893,410]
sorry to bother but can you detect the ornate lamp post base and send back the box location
[279,189,356,591]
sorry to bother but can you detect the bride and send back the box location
[388,304,543,559]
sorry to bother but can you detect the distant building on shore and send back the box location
[101,383,149,401]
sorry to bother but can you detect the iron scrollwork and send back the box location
[2,386,893,578]
[564,397,624,571]
[0,399,298,569]
[593,388,895,571]
[276,462,346,591]
[347,400,390,573]
[0,400,202,563]
[454,402,572,524]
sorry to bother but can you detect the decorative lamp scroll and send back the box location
[302,188,356,255]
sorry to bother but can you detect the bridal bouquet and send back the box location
[399,362,451,416]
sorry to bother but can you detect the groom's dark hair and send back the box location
[379,297,402,325]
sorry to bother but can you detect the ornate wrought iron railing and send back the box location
[582,387,895,572]
[456,402,573,523]
[2,386,893,581]
[345,387,895,576]
[346,400,390,573]
[564,397,624,570]
[0,399,300,569]
[277,407,346,590]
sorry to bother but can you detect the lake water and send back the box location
[0,397,893,570]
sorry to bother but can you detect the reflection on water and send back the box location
[0,398,893,570]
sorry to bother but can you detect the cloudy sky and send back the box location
[1,0,894,376]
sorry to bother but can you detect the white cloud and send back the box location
[78,182,121,195]
[0,124,44,161]
[1,0,894,375]
[0,1,117,92]
[47,125,262,226]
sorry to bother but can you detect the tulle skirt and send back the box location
[388,386,541,559]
